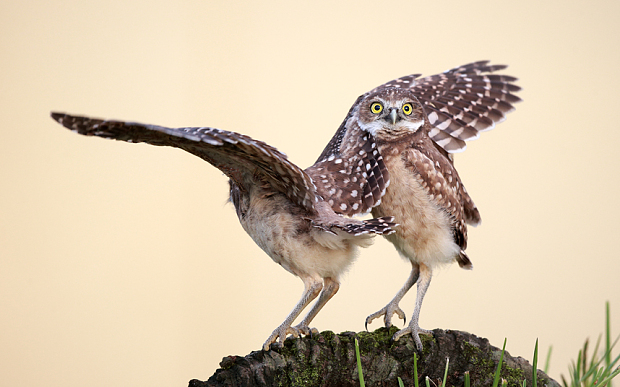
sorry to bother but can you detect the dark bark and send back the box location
[190,327,560,387]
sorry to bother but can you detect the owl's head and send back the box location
[356,88,427,141]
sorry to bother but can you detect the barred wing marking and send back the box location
[371,60,522,153]
[51,112,318,212]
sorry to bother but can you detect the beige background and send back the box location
[2,1,619,385]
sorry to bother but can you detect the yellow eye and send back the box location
[402,103,413,115]
[370,102,383,114]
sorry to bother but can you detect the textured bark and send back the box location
[190,327,560,387]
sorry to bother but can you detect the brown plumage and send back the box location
[317,61,520,350]
[50,61,518,351]
[51,112,396,351]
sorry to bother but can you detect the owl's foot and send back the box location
[365,302,406,330]
[262,324,299,351]
[262,323,318,351]
[292,323,319,338]
[392,322,432,351]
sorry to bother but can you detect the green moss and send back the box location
[274,332,339,387]
[462,341,527,386]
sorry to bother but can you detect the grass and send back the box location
[354,302,619,387]
[561,302,620,387]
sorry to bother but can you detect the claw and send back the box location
[292,323,318,338]
[263,323,319,350]
[365,303,406,331]
[392,324,432,351]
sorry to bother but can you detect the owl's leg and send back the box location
[392,263,433,351]
[262,277,322,351]
[293,277,340,336]
[365,263,419,329]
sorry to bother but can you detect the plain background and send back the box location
[2,1,619,385]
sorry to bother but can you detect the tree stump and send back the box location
[190,327,560,387]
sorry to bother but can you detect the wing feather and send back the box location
[403,144,469,250]
[306,99,389,216]
[51,112,318,212]
[371,60,521,153]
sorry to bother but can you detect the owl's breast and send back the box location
[372,152,459,267]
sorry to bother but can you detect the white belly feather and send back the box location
[372,157,459,268]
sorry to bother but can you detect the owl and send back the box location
[51,113,396,351]
[52,60,519,352]
[313,61,521,350]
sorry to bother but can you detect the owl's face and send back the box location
[356,88,426,142]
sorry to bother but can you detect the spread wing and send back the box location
[51,112,318,212]
[371,60,521,153]
[305,98,389,216]
[313,61,519,217]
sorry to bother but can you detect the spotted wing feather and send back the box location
[371,60,521,153]
[311,216,397,236]
[51,112,318,212]
[307,103,389,216]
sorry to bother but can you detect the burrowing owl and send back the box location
[51,113,396,350]
[52,60,518,351]
[314,61,521,350]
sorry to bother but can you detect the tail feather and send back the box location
[457,250,473,270]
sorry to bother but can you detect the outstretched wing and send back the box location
[371,60,521,153]
[312,61,519,217]
[305,97,390,217]
[51,112,318,212]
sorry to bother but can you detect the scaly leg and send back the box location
[393,263,433,351]
[365,263,420,329]
[262,277,322,351]
[293,277,340,336]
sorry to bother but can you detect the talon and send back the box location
[291,323,319,339]
[392,323,430,351]
[366,303,406,330]
[383,316,392,328]
[308,327,319,339]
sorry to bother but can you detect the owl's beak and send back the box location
[387,108,398,125]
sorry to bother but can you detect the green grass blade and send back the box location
[440,357,449,387]
[533,338,539,387]
[355,338,365,387]
[610,351,620,369]
[398,377,405,387]
[425,376,431,387]
[575,346,583,383]
[596,366,620,387]
[492,338,507,387]
[414,353,419,387]
[561,373,569,387]
[590,336,602,373]
[545,346,553,375]
[464,371,470,387]
[607,301,611,376]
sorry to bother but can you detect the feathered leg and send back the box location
[293,277,340,335]
[365,262,419,329]
[262,277,322,351]
[392,263,433,350]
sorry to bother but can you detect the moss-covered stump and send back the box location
[189,327,560,387]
